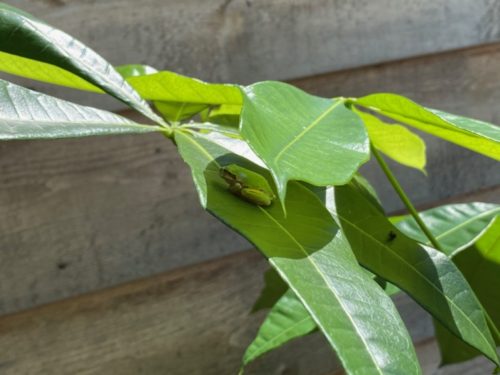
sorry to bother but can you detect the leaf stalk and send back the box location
[370,144,443,251]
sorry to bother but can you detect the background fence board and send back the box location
[4,0,500,111]
[0,250,439,375]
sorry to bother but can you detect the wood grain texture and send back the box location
[3,0,500,111]
[0,247,494,375]
[0,249,432,375]
[0,186,498,374]
[0,131,249,315]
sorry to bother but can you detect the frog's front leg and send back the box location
[228,182,243,194]
[240,187,274,206]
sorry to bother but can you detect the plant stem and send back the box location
[161,124,174,139]
[372,145,500,346]
[370,144,444,252]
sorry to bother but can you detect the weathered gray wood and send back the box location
[1,246,496,374]
[0,251,336,375]
[0,132,248,315]
[1,42,500,315]
[0,249,433,375]
[4,0,500,111]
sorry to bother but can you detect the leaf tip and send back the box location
[273,174,289,216]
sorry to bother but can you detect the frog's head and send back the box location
[219,166,238,185]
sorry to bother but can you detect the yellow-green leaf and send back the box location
[356,110,426,172]
[356,93,500,160]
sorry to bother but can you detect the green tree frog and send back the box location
[219,164,276,206]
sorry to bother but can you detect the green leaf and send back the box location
[395,203,500,256]
[0,52,239,122]
[0,79,162,140]
[0,51,98,91]
[435,217,500,365]
[334,185,500,365]
[125,71,241,122]
[246,266,404,369]
[395,202,500,364]
[206,104,241,127]
[243,290,316,367]
[125,71,242,104]
[355,110,426,172]
[181,122,241,139]
[241,82,369,204]
[155,102,208,122]
[350,174,386,214]
[115,65,214,122]
[0,3,162,124]
[115,64,158,78]
[251,268,288,313]
[0,57,158,93]
[175,130,420,375]
[356,94,500,160]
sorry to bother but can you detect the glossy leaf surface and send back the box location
[0,53,239,122]
[0,79,161,139]
[126,71,242,104]
[243,290,315,367]
[0,3,162,123]
[207,104,241,127]
[245,265,403,368]
[241,81,369,203]
[181,123,241,140]
[175,130,419,375]
[128,71,241,121]
[435,217,500,365]
[156,102,208,122]
[356,94,500,160]
[116,65,220,122]
[0,51,97,91]
[355,110,426,172]
[115,64,158,78]
[396,203,500,256]
[334,185,499,365]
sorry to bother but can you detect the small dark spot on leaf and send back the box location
[57,261,69,270]
[386,231,397,243]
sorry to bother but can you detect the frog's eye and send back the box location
[219,168,235,180]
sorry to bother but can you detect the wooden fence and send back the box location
[0,1,499,373]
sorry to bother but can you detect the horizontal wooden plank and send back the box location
[1,42,500,315]
[0,249,434,375]
[0,132,249,315]
[1,245,495,374]
[4,0,500,111]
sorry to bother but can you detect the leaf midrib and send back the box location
[2,118,157,129]
[178,130,385,374]
[362,102,485,140]
[432,207,500,244]
[244,313,313,363]
[1,10,159,121]
[273,99,343,164]
[335,210,496,360]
